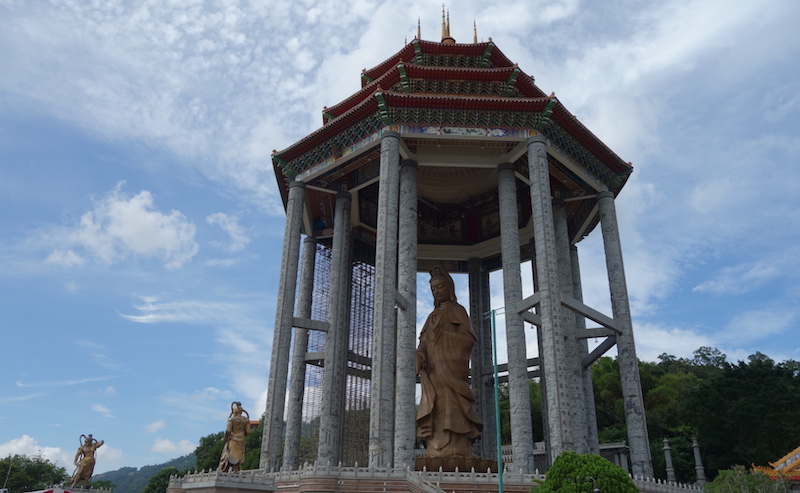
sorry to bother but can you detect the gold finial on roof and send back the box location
[473,20,477,44]
[441,5,446,40]
[441,5,455,43]
[417,17,421,40]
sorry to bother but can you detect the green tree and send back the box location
[194,420,263,472]
[685,353,800,474]
[539,451,638,493]
[141,467,180,493]
[0,455,69,493]
[87,479,116,489]
[703,465,787,493]
[194,432,225,471]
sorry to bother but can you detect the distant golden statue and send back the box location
[70,434,104,486]
[416,266,482,458]
[218,401,251,473]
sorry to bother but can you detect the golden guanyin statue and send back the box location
[416,266,482,458]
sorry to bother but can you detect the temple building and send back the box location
[260,15,653,478]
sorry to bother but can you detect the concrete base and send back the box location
[415,456,498,473]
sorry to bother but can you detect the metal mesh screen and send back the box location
[298,239,375,466]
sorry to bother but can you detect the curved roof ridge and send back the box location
[327,63,546,121]
[362,39,517,82]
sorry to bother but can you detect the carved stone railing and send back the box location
[632,475,703,492]
[168,469,275,492]
[168,463,703,493]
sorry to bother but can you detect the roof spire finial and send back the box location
[473,20,477,43]
[417,17,421,40]
[441,5,447,41]
[441,5,455,43]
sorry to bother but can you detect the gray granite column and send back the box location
[468,257,496,460]
[369,131,401,468]
[283,237,318,470]
[663,438,676,483]
[692,437,707,485]
[527,135,576,460]
[496,162,535,473]
[597,190,653,477]
[318,192,353,465]
[552,198,589,455]
[570,245,600,454]
[261,180,306,471]
[394,159,418,469]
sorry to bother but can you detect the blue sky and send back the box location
[1,0,799,475]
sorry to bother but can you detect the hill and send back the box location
[92,453,195,493]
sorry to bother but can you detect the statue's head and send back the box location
[429,266,456,307]
[231,401,243,415]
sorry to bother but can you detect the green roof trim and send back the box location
[412,39,424,65]
[375,92,392,125]
[501,67,520,97]
[535,98,558,130]
[398,63,411,93]
[479,42,495,68]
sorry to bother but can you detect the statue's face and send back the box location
[430,278,451,303]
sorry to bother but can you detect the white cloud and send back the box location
[120,295,253,324]
[719,308,797,346]
[151,438,196,455]
[43,182,198,270]
[159,387,234,424]
[91,403,114,418]
[0,435,73,470]
[144,419,166,433]
[45,249,85,267]
[207,212,250,252]
[632,322,714,362]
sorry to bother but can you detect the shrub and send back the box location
[540,451,638,493]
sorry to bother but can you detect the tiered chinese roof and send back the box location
[271,33,634,268]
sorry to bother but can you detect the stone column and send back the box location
[552,198,589,454]
[369,131,401,468]
[469,257,496,460]
[597,190,653,477]
[692,437,707,485]
[663,438,676,483]
[318,192,353,465]
[496,162,534,473]
[283,237,318,470]
[394,159,418,468]
[261,180,306,471]
[570,245,600,454]
[527,135,576,461]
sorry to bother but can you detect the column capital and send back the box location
[303,236,318,246]
[336,191,352,201]
[526,134,547,146]
[401,159,418,168]
[288,180,307,190]
[382,130,401,141]
[597,190,614,200]
[496,162,515,173]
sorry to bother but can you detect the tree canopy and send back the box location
[0,455,69,493]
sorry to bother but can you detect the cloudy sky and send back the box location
[2,0,799,474]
